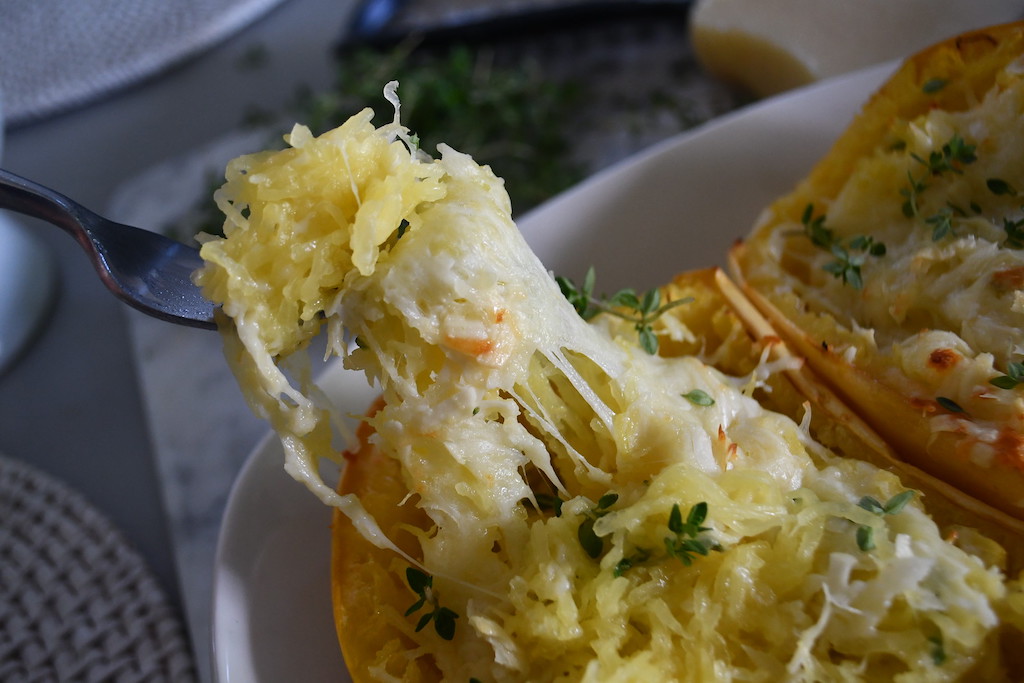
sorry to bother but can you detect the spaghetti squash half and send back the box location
[196,77,1024,681]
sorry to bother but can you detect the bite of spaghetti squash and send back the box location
[197,83,1024,681]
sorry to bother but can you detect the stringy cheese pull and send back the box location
[197,84,1023,681]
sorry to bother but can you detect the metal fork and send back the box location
[0,169,216,329]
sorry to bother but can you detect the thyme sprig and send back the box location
[574,495,722,574]
[665,501,720,566]
[900,133,978,239]
[801,204,886,289]
[557,267,693,354]
[612,502,721,576]
[911,133,977,176]
[404,567,459,640]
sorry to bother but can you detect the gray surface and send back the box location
[0,0,354,677]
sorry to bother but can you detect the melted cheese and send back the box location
[197,84,1023,681]
[759,65,1024,439]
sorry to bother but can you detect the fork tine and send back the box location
[0,169,217,330]
[87,215,217,329]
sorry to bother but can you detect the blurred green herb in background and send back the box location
[307,43,586,213]
[187,43,585,238]
[183,34,735,240]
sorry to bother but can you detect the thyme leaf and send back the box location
[856,525,876,552]
[990,361,1024,390]
[855,490,915,552]
[924,207,955,242]
[577,493,619,559]
[404,567,459,640]
[683,389,715,406]
[613,548,651,577]
[987,177,1018,196]
[936,396,966,414]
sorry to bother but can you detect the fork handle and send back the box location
[0,168,100,246]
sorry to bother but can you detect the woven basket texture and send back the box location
[0,454,196,682]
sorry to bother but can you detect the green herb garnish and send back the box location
[990,361,1024,390]
[664,502,719,566]
[922,78,948,94]
[987,177,1018,196]
[557,267,693,354]
[557,266,600,319]
[911,133,977,175]
[929,634,947,666]
[578,493,619,559]
[983,178,1024,247]
[924,207,956,241]
[900,170,929,219]
[899,133,978,239]
[683,389,715,406]
[613,548,651,577]
[856,525,876,552]
[300,44,586,215]
[1003,216,1024,249]
[858,490,915,516]
[936,396,966,414]
[404,567,459,640]
[534,493,565,517]
[854,490,915,552]
[801,204,885,289]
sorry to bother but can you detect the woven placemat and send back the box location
[0,454,196,681]
[0,0,286,126]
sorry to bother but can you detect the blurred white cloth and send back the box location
[0,0,288,126]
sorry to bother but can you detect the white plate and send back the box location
[211,61,895,682]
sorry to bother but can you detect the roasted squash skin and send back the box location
[732,22,1024,522]
[332,397,440,683]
